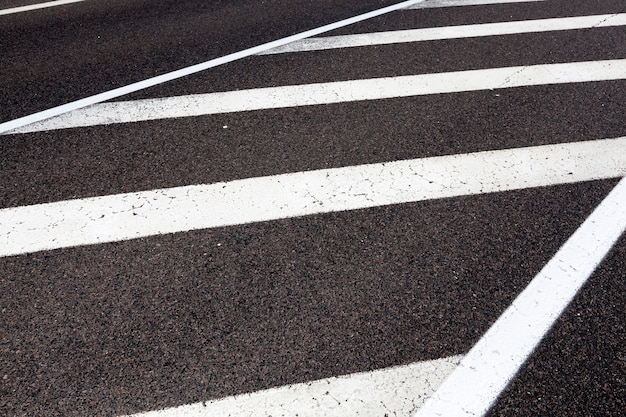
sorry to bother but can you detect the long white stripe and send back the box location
[2,137,626,258]
[414,177,626,417]
[0,0,427,134]
[405,0,546,8]
[260,14,626,54]
[7,59,626,134]
[124,355,462,417]
[0,0,85,16]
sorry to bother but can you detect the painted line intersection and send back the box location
[1,0,624,416]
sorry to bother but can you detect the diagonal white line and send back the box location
[0,0,427,134]
[0,0,86,16]
[6,59,626,134]
[414,176,626,417]
[260,14,626,54]
[2,137,626,258]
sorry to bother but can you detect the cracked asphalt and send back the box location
[1,0,625,416]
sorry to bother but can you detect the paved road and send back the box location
[1,0,625,416]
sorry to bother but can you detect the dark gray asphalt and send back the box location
[1,0,625,416]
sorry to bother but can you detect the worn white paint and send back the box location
[260,14,626,54]
[123,355,462,417]
[6,59,626,134]
[405,0,546,9]
[0,0,86,16]
[0,0,427,134]
[2,137,626,258]
[414,176,626,417]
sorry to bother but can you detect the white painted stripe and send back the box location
[260,14,626,54]
[124,355,462,417]
[414,177,626,417]
[0,0,427,134]
[405,0,546,9]
[7,59,626,134]
[2,137,626,258]
[0,0,85,16]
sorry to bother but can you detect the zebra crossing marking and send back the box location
[2,137,625,258]
[3,2,624,416]
[260,13,626,54]
[6,59,626,133]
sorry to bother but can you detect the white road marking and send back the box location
[0,0,86,16]
[414,176,626,417]
[405,0,546,9]
[3,2,623,417]
[0,0,428,134]
[6,59,626,134]
[260,14,626,54]
[123,355,462,417]
[2,137,626,258]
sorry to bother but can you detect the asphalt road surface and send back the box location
[1,0,625,416]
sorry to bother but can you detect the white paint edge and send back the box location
[2,137,626,258]
[7,59,626,134]
[260,14,626,54]
[0,0,85,16]
[123,355,462,417]
[0,0,427,134]
[414,177,626,417]
[405,0,546,9]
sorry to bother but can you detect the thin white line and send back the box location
[260,14,626,54]
[123,355,462,417]
[7,59,626,134]
[0,0,427,134]
[405,0,546,9]
[414,177,626,417]
[2,137,625,258]
[0,0,86,16]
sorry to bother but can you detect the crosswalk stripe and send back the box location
[260,14,626,54]
[123,355,462,417]
[405,0,546,8]
[2,137,625,258]
[3,1,625,416]
[7,59,626,134]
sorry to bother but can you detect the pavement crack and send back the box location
[592,13,620,28]
[498,66,528,89]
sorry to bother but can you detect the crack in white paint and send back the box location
[582,12,622,30]
[117,354,457,417]
[0,0,428,134]
[1,137,626,258]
